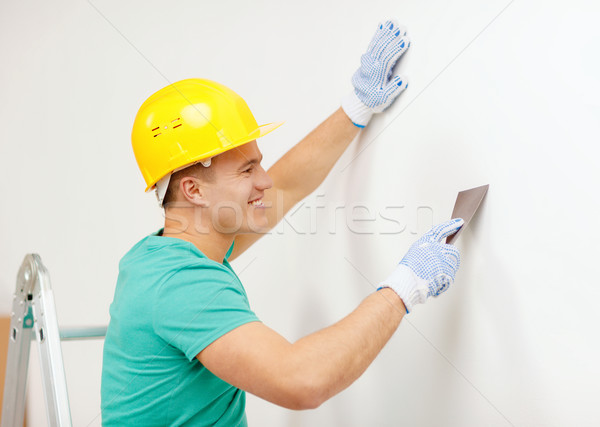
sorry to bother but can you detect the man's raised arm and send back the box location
[231,19,411,259]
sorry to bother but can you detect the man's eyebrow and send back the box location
[238,154,263,169]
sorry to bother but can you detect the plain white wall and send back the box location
[2,0,599,426]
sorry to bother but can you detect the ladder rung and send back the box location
[58,326,107,341]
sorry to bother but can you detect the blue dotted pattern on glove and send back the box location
[399,219,463,297]
[351,20,411,111]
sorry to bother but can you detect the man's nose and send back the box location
[257,165,273,190]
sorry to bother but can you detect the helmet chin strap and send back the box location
[156,158,212,207]
[155,175,171,207]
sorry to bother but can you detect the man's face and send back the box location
[202,140,273,235]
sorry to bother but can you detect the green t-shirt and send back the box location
[101,229,260,426]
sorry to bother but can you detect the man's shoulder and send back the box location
[120,230,204,269]
[116,230,241,299]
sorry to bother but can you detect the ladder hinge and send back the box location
[23,306,34,329]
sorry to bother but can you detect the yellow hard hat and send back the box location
[132,78,284,193]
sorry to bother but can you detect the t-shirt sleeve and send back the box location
[152,262,260,361]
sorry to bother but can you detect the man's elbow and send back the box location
[287,391,325,411]
[280,373,330,410]
[297,392,326,411]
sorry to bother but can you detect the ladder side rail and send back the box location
[30,255,72,427]
[0,254,36,427]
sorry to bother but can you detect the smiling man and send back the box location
[161,140,275,261]
[101,20,463,426]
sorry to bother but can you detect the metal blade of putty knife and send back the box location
[446,184,489,245]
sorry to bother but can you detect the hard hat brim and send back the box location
[144,120,285,192]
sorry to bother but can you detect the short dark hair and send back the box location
[162,162,215,208]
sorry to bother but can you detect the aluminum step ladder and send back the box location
[1,254,107,427]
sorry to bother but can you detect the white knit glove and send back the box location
[379,219,464,313]
[342,19,411,128]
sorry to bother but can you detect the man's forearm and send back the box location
[197,289,406,410]
[229,108,359,260]
[268,107,360,203]
[286,288,406,408]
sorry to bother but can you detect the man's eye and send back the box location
[243,167,253,173]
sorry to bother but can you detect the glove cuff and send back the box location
[341,90,373,128]
[378,265,427,314]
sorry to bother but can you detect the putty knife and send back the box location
[446,184,489,245]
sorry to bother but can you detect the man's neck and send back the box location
[162,225,234,264]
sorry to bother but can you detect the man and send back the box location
[101,19,463,426]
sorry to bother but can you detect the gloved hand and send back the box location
[341,19,411,128]
[379,218,464,313]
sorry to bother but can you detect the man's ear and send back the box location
[179,176,209,207]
